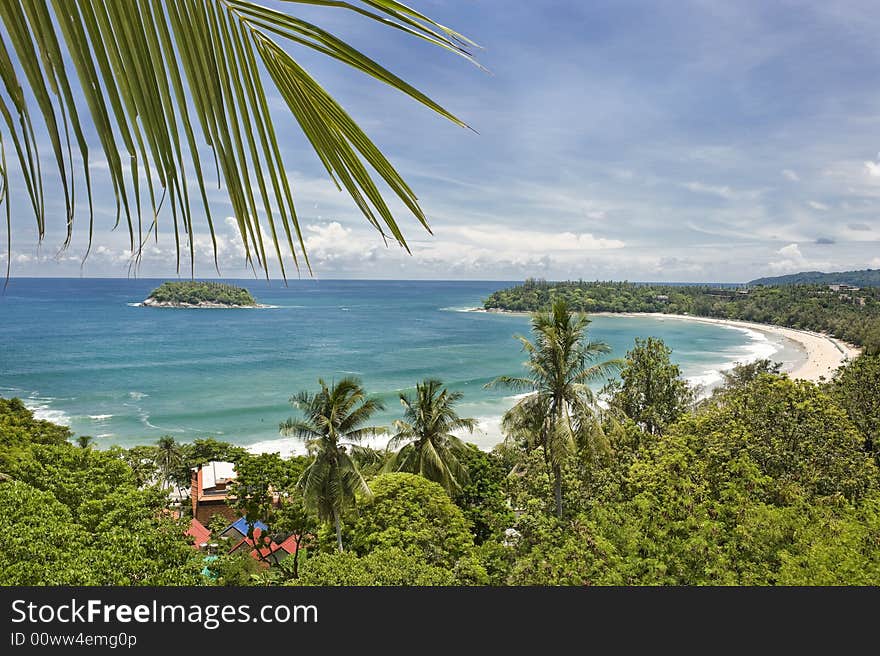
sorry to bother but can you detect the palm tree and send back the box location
[75,435,93,449]
[385,378,476,494]
[487,299,620,518]
[280,377,385,552]
[156,435,183,491]
[0,2,478,278]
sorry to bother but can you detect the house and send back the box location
[219,516,268,542]
[654,294,669,302]
[186,518,212,550]
[704,289,736,300]
[230,528,300,566]
[190,461,238,525]
[186,515,300,566]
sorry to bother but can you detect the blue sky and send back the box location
[3,0,880,281]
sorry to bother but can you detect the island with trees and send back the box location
[483,278,880,354]
[141,282,259,308]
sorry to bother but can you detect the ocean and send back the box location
[0,278,802,452]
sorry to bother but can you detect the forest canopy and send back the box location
[145,282,257,307]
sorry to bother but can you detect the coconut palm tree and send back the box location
[75,435,93,449]
[0,2,478,278]
[385,378,476,494]
[280,377,385,552]
[487,299,620,518]
[156,435,183,491]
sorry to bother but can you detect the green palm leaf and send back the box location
[386,378,474,493]
[0,0,477,275]
[285,376,383,551]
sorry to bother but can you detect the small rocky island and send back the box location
[141,281,260,308]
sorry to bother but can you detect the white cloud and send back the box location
[444,225,625,252]
[779,243,802,258]
[808,200,829,210]
[768,243,807,273]
[682,181,737,199]
[681,181,763,201]
[782,169,800,182]
[865,155,880,178]
[303,221,384,263]
[871,257,880,268]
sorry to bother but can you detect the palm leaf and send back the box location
[0,0,477,275]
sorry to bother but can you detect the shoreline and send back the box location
[134,299,272,309]
[475,308,861,383]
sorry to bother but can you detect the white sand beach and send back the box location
[479,308,861,383]
[594,312,861,383]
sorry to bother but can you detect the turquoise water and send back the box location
[0,279,796,452]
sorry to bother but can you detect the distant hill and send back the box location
[749,269,880,287]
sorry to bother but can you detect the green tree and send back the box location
[453,445,514,544]
[719,358,783,391]
[349,472,474,568]
[273,494,316,580]
[280,377,385,553]
[385,379,476,493]
[489,299,619,518]
[0,2,477,277]
[156,435,183,491]
[831,354,880,460]
[227,452,312,572]
[0,473,203,585]
[294,547,456,586]
[605,337,692,436]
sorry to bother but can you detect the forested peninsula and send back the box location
[142,282,258,308]
[484,279,880,354]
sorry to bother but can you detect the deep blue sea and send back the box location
[0,278,798,452]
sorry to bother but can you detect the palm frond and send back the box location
[484,375,532,391]
[0,0,478,275]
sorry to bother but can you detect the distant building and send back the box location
[190,461,238,525]
[186,518,212,550]
[829,284,861,292]
[219,517,268,542]
[654,294,669,302]
[188,516,301,566]
[229,526,300,566]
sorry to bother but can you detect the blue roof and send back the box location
[221,517,268,537]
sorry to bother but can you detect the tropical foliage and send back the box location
[146,281,256,306]
[489,299,619,517]
[0,400,203,584]
[384,378,475,493]
[348,473,474,568]
[0,1,477,277]
[280,377,384,552]
[603,337,693,435]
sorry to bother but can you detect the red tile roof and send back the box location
[186,518,212,548]
[228,527,300,561]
